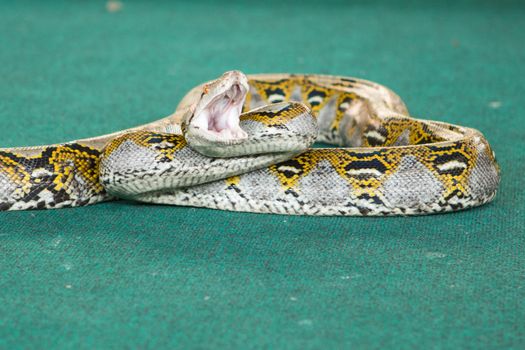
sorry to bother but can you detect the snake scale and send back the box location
[0,71,500,215]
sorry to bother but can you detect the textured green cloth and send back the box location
[0,0,523,348]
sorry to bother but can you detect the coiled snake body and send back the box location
[0,71,500,215]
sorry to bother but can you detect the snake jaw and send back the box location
[186,71,249,144]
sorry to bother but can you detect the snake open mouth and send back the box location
[187,71,249,143]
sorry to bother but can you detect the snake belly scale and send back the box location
[0,71,500,215]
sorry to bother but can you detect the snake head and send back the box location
[183,70,250,155]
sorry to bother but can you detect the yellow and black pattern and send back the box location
[247,76,344,114]
[169,73,498,215]
[0,143,106,210]
[240,102,310,126]
[0,72,500,215]
[103,131,187,162]
[246,78,297,106]
[261,136,486,215]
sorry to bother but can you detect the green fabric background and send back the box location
[0,0,523,348]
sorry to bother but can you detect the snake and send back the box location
[0,71,500,215]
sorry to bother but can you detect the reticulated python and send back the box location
[0,71,500,215]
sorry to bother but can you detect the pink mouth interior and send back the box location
[190,83,248,140]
